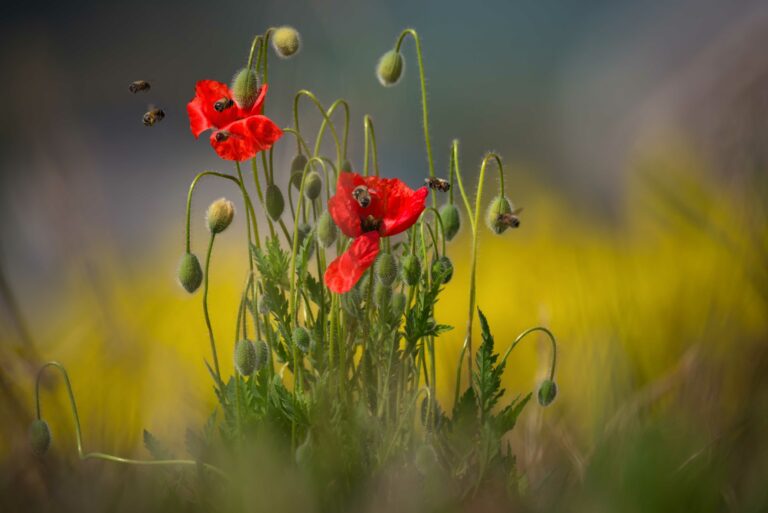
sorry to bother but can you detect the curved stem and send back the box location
[202,233,221,383]
[184,171,248,254]
[293,90,342,166]
[282,127,313,157]
[363,115,380,177]
[395,29,435,206]
[315,99,350,164]
[34,362,227,479]
[423,206,447,257]
[500,326,558,381]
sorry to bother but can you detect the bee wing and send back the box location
[511,207,524,215]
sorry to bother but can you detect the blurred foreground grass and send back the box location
[1,142,766,511]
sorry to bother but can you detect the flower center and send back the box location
[361,215,382,233]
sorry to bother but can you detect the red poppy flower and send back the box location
[324,172,428,293]
[187,80,283,161]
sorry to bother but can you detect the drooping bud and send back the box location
[374,282,392,308]
[400,254,421,286]
[265,184,285,221]
[340,159,353,172]
[376,50,404,86]
[29,419,51,456]
[230,68,261,110]
[439,203,461,241]
[537,379,558,406]
[374,253,398,286]
[303,171,322,200]
[254,340,270,371]
[293,326,311,353]
[486,196,513,235]
[290,154,308,189]
[391,292,406,318]
[272,26,301,58]
[432,256,453,284]
[234,339,257,376]
[316,210,338,247]
[177,253,203,293]
[206,198,235,234]
[297,222,315,259]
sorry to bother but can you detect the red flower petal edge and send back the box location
[324,232,381,294]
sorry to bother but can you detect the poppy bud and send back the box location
[230,68,261,110]
[177,253,203,293]
[272,26,301,58]
[254,340,270,371]
[537,379,558,406]
[234,339,257,376]
[432,256,453,284]
[374,281,392,308]
[374,253,398,286]
[29,419,51,456]
[341,159,354,172]
[400,254,421,286]
[316,210,338,247]
[206,198,235,234]
[293,327,311,353]
[265,184,285,221]
[391,291,406,318]
[376,50,404,86]
[439,203,461,241]
[303,171,322,200]
[486,196,513,235]
[290,154,308,189]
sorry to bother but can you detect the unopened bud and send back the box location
[316,210,338,247]
[431,256,453,284]
[230,68,261,109]
[374,253,398,286]
[293,327,310,353]
[254,340,270,371]
[400,254,421,286]
[303,171,322,200]
[234,339,257,376]
[272,26,301,58]
[376,50,404,86]
[29,419,51,456]
[537,379,558,406]
[178,253,203,293]
[265,184,285,221]
[341,159,353,172]
[439,203,461,241]
[374,281,392,308]
[486,196,513,235]
[290,154,308,189]
[207,198,235,234]
[391,292,406,317]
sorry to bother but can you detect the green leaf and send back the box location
[143,429,174,460]
[494,393,532,435]
[473,309,505,419]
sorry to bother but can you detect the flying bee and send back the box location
[142,106,165,126]
[129,80,151,93]
[425,177,450,192]
[213,97,234,112]
[214,130,231,142]
[352,185,371,208]
[497,208,523,228]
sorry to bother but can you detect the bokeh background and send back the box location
[1,0,767,510]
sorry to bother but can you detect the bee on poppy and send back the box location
[213,97,234,112]
[352,185,372,208]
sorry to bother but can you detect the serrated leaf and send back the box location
[474,309,505,419]
[143,429,174,460]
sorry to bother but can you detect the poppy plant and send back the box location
[325,172,428,293]
[187,80,283,161]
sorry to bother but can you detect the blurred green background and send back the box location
[1,0,767,511]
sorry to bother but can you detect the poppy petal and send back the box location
[324,232,380,294]
[187,80,243,137]
[328,172,366,238]
[381,184,428,236]
[243,83,269,116]
[211,115,283,161]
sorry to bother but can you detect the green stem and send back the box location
[500,326,558,381]
[315,99,350,164]
[184,171,246,254]
[34,362,227,479]
[363,115,380,177]
[203,233,221,383]
[293,90,342,165]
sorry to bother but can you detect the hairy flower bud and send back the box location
[290,154,309,189]
[303,171,322,200]
[293,326,311,353]
[341,159,354,172]
[234,339,257,376]
[316,210,338,247]
[265,184,285,221]
[230,68,261,109]
[376,50,404,86]
[374,253,398,286]
[400,254,421,286]
[432,256,453,284]
[272,26,301,58]
[254,340,270,371]
[439,203,461,241]
[391,291,406,318]
[374,281,392,308]
[29,419,51,456]
[207,198,235,234]
[486,196,513,235]
[177,253,203,293]
[537,379,558,406]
